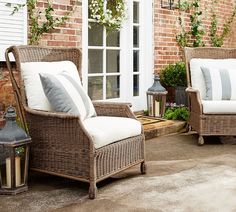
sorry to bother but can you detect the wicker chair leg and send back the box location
[198,136,204,146]
[89,181,98,199]
[140,162,147,174]
[187,124,192,132]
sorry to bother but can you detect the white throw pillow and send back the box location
[190,59,236,99]
[39,72,96,120]
[21,61,81,111]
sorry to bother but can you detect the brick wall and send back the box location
[1,0,236,108]
[153,0,236,72]
[37,0,82,48]
[0,0,82,109]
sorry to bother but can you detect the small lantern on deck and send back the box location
[147,75,168,117]
[161,0,178,9]
[0,107,31,195]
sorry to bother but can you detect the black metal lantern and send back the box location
[161,0,178,9]
[147,75,168,117]
[0,107,31,195]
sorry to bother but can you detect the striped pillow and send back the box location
[201,67,236,100]
[39,72,96,120]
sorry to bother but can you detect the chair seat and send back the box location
[202,100,236,114]
[83,116,142,149]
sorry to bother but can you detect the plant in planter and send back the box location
[160,62,187,106]
[88,0,126,32]
[164,106,189,121]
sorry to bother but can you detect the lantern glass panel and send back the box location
[14,145,26,187]
[147,94,154,116]
[0,146,11,188]
[0,145,26,189]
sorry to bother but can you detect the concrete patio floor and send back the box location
[1,132,236,212]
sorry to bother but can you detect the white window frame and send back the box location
[87,22,122,101]
[0,0,27,61]
[82,0,153,111]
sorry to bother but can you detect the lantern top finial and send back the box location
[0,107,31,145]
[147,74,167,93]
[5,106,16,120]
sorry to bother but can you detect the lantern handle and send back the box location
[5,47,27,132]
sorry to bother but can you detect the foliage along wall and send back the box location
[153,0,236,72]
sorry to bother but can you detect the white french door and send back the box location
[82,0,153,111]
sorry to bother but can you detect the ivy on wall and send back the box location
[9,0,76,45]
[176,0,205,47]
[176,0,236,48]
[210,0,236,47]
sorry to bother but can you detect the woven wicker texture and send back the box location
[184,47,236,145]
[5,45,146,199]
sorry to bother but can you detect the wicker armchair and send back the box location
[184,47,236,145]
[5,45,146,199]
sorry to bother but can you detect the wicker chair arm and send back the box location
[186,87,203,114]
[23,105,94,148]
[23,105,80,119]
[93,102,136,119]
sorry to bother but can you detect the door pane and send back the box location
[88,76,103,100]
[133,50,139,72]
[133,26,139,47]
[88,49,103,73]
[106,76,120,99]
[107,30,120,47]
[133,2,139,24]
[88,23,103,46]
[133,75,139,96]
[106,50,120,73]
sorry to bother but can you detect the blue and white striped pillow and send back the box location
[201,67,236,100]
[39,72,96,120]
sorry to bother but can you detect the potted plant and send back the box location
[160,62,187,106]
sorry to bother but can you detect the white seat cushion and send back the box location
[190,59,236,99]
[202,100,236,114]
[83,116,142,149]
[21,61,81,111]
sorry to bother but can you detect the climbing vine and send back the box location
[88,0,126,31]
[176,0,205,47]
[210,0,236,47]
[8,0,76,45]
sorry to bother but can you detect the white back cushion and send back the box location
[21,61,81,111]
[190,59,236,99]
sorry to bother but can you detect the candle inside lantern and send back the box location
[5,157,21,188]
[155,101,160,117]
[6,158,11,188]
[15,156,21,187]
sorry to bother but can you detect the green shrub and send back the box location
[160,62,187,88]
[164,107,189,121]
